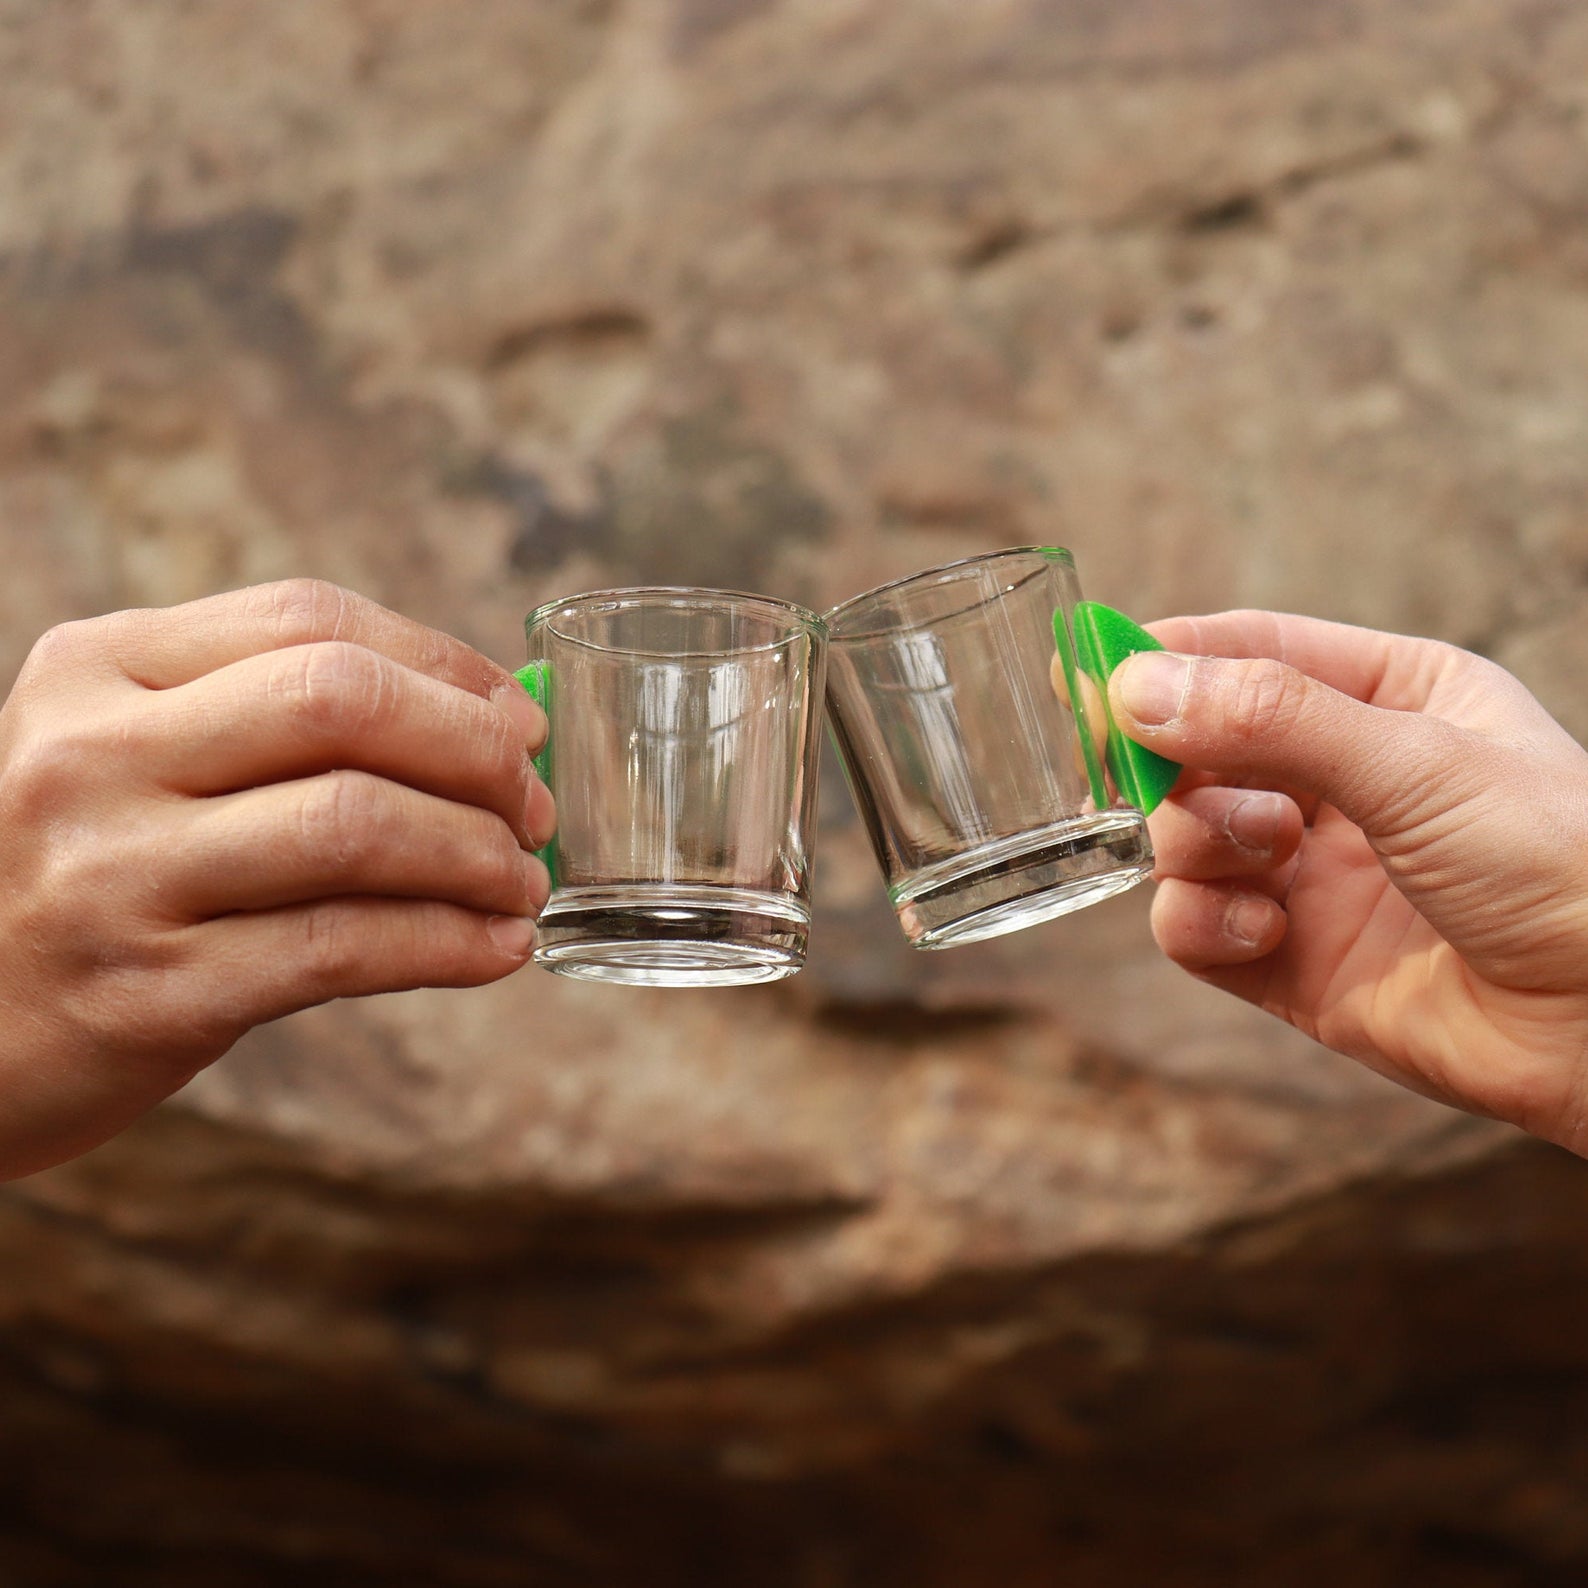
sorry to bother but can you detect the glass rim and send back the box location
[526,585,826,659]
[824,546,1075,637]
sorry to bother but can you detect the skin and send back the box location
[8,588,1585,1174]
[1108,610,1588,1156]
[0,580,555,1181]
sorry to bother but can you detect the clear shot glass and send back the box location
[523,589,827,986]
[824,548,1154,949]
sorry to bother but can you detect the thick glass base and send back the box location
[534,884,808,986]
[892,811,1153,950]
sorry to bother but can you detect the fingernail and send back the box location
[1227,894,1277,949]
[524,853,552,910]
[525,773,557,850]
[487,914,538,957]
[1115,652,1194,727]
[491,681,549,751]
[1049,652,1072,708]
[1226,792,1284,855]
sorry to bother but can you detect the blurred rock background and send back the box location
[3,0,1588,1582]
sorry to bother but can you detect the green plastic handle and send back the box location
[513,661,558,884]
[1053,603,1182,816]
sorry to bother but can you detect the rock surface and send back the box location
[3,0,1588,1581]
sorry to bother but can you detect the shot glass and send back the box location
[824,547,1159,949]
[521,588,827,986]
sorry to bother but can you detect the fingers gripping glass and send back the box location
[516,590,826,987]
[513,553,1177,985]
[823,548,1178,950]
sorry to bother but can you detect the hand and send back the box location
[0,579,555,1180]
[1108,609,1588,1154]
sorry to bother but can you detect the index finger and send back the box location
[96,580,519,701]
[1146,610,1460,715]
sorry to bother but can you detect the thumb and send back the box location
[1109,649,1471,834]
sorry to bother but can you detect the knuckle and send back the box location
[2,718,108,816]
[250,577,353,649]
[446,696,529,818]
[480,708,530,792]
[296,771,387,867]
[273,641,393,739]
[489,824,535,901]
[1227,658,1305,743]
[1415,637,1484,694]
[3,732,70,811]
[36,832,109,910]
[1454,648,1521,698]
[20,618,100,682]
[302,901,361,987]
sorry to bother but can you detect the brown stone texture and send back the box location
[3,0,1588,1582]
